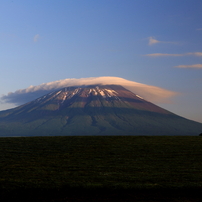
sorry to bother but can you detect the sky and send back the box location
[0,0,202,123]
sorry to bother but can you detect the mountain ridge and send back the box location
[0,84,202,136]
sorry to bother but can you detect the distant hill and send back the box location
[0,85,202,136]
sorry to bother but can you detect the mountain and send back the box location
[0,84,202,136]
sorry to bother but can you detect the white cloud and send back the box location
[1,77,177,106]
[145,52,202,57]
[33,34,40,42]
[175,64,202,69]
[196,28,202,31]
[148,37,160,45]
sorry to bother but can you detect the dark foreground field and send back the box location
[0,136,202,201]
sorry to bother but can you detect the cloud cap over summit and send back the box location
[1,77,177,106]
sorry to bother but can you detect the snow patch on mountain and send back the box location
[136,95,144,99]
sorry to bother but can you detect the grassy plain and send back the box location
[0,136,202,201]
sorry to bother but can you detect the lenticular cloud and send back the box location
[1,77,177,106]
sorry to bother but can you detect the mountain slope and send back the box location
[0,85,202,136]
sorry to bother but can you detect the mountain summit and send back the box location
[0,85,202,136]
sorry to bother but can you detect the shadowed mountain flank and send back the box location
[0,85,202,136]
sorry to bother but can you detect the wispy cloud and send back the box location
[1,77,177,106]
[145,53,183,57]
[148,37,176,46]
[33,34,40,42]
[148,37,161,45]
[188,52,202,56]
[145,52,202,57]
[196,28,202,31]
[175,64,202,69]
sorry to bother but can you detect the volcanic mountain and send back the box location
[0,85,202,136]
